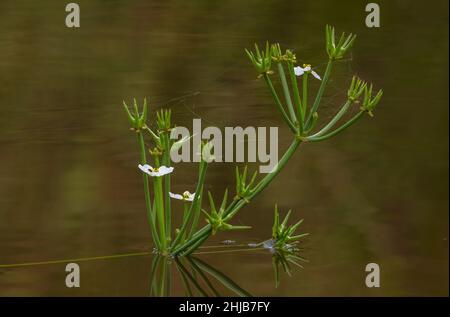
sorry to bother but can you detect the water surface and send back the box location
[0,0,448,296]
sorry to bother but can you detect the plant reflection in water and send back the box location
[149,244,307,296]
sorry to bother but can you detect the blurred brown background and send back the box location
[0,0,448,296]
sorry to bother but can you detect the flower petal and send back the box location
[294,66,305,76]
[138,164,152,174]
[169,192,183,200]
[311,70,322,80]
[157,166,174,176]
[169,191,196,201]
[185,193,195,201]
[139,165,173,177]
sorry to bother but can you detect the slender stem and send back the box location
[149,255,160,296]
[302,72,309,120]
[306,111,364,142]
[181,203,190,242]
[263,73,297,133]
[171,226,212,256]
[188,185,203,239]
[153,176,166,250]
[164,258,172,296]
[308,99,352,138]
[180,233,210,256]
[152,154,166,250]
[273,257,280,288]
[306,60,333,127]
[158,256,167,296]
[277,63,297,124]
[227,197,240,212]
[162,133,172,242]
[171,161,208,248]
[225,137,301,219]
[137,132,161,249]
[287,60,303,132]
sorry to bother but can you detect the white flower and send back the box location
[294,64,321,80]
[169,191,196,202]
[138,164,174,177]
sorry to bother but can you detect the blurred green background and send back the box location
[0,0,448,296]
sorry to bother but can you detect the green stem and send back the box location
[149,255,160,296]
[158,256,167,296]
[180,233,210,256]
[277,63,297,124]
[171,161,208,248]
[287,60,303,132]
[306,111,364,142]
[226,137,301,219]
[162,133,172,242]
[165,258,172,296]
[188,185,203,239]
[152,155,166,250]
[302,72,309,120]
[137,133,161,249]
[308,99,352,138]
[181,203,190,242]
[171,226,212,256]
[263,73,297,133]
[306,60,333,127]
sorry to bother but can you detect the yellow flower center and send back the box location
[182,191,191,199]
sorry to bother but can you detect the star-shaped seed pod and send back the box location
[123,98,148,132]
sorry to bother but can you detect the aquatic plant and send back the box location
[272,248,308,288]
[271,205,309,251]
[267,205,309,287]
[123,25,383,256]
[150,255,252,297]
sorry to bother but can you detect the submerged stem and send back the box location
[158,256,167,296]
[190,257,252,297]
[186,257,221,296]
[174,258,209,296]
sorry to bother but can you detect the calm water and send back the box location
[0,0,448,296]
